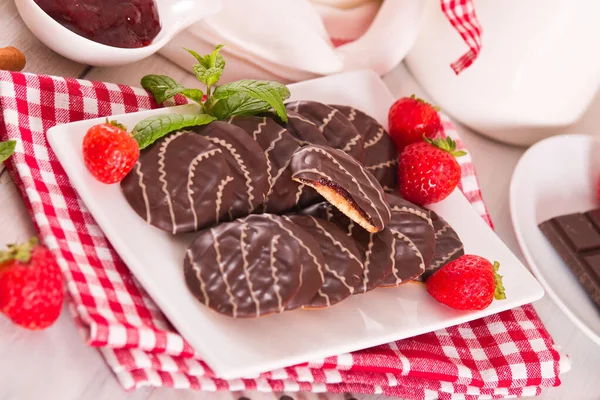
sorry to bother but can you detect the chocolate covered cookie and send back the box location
[121,130,234,234]
[286,214,363,308]
[290,145,391,232]
[193,121,270,220]
[330,105,398,191]
[227,116,302,214]
[386,193,435,270]
[265,214,326,310]
[301,202,393,293]
[287,101,364,161]
[418,211,464,281]
[184,214,305,318]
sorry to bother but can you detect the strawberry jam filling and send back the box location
[35,0,161,48]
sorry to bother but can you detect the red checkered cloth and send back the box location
[440,0,482,74]
[0,72,569,399]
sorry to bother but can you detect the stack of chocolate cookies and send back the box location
[120,101,465,318]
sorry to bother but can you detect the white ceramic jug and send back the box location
[405,0,600,146]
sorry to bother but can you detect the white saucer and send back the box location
[510,134,600,346]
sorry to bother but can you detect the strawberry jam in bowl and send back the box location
[34,0,161,48]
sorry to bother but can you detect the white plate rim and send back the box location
[509,133,600,346]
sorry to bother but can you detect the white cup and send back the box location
[405,0,600,146]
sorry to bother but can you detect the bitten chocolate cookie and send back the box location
[330,105,398,192]
[227,116,301,214]
[301,202,393,293]
[121,131,234,234]
[386,193,436,270]
[184,214,304,318]
[290,144,391,232]
[286,214,363,308]
[418,210,465,281]
[287,101,364,162]
[193,121,270,220]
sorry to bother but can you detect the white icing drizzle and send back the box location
[134,162,151,224]
[318,108,339,133]
[388,234,401,284]
[212,228,238,316]
[435,224,450,239]
[262,127,287,190]
[366,159,398,171]
[265,157,293,203]
[342,134,362,152]
[361,232,375,292]
[294,146,387,227]
[289,113,315,126]
[391,205,433,227]
[205,136,255,212]
[347,108,357,122]
[269,235,284,312]
[227,116,234,123]
[383,186,395,192]
[187,249,210,307]
[364,127,385,148]
[215,176,234,221]
[357,158,391,222]
[157,131,186,234]
[392,228,426,274]
[252,117,268,140]
[431,245,464,269]
[186,148,222,230]
[294,183,304,205]
[239,222,260,317]
[309,216,362,294]
[347,219,355,237]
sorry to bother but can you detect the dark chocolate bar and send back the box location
[539,208,600,307]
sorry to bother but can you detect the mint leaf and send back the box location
[192,66,223,88]
[141,75,186,104]
[211,93,273,120]
[0,140,16,163]
[132,114,216,149]
[180,89,205,105]
[213,80,290,122]
[187,45,225,87]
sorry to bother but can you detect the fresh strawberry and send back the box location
[426,255,506,311]
[388,94,442,152]
[82,121,139,184]
[398,136,465,206]
[0,238,64,330]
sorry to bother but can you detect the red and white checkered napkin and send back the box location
[0,72,570,399]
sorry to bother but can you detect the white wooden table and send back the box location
[2,2,600,399]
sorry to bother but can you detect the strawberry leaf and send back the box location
[0,237,38,264]
[0,140,16,163]
[132,114,216,149]
[492,261,506,300]
[424,136,467,158]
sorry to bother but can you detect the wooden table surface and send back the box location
[2,2,600,399]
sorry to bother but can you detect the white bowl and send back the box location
[510,134,600,346]
[15,0,222,66]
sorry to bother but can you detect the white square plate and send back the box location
[47,70,544,379]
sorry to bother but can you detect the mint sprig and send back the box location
[134,44,290,149]
[0,140,16,163]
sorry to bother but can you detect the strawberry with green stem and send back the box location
[0,238,64,330]
[398,136,466,206]
[426,254,506,311]
[388,94,443,152]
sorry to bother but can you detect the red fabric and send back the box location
[0,72,568,399]
[440,0,482,74]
